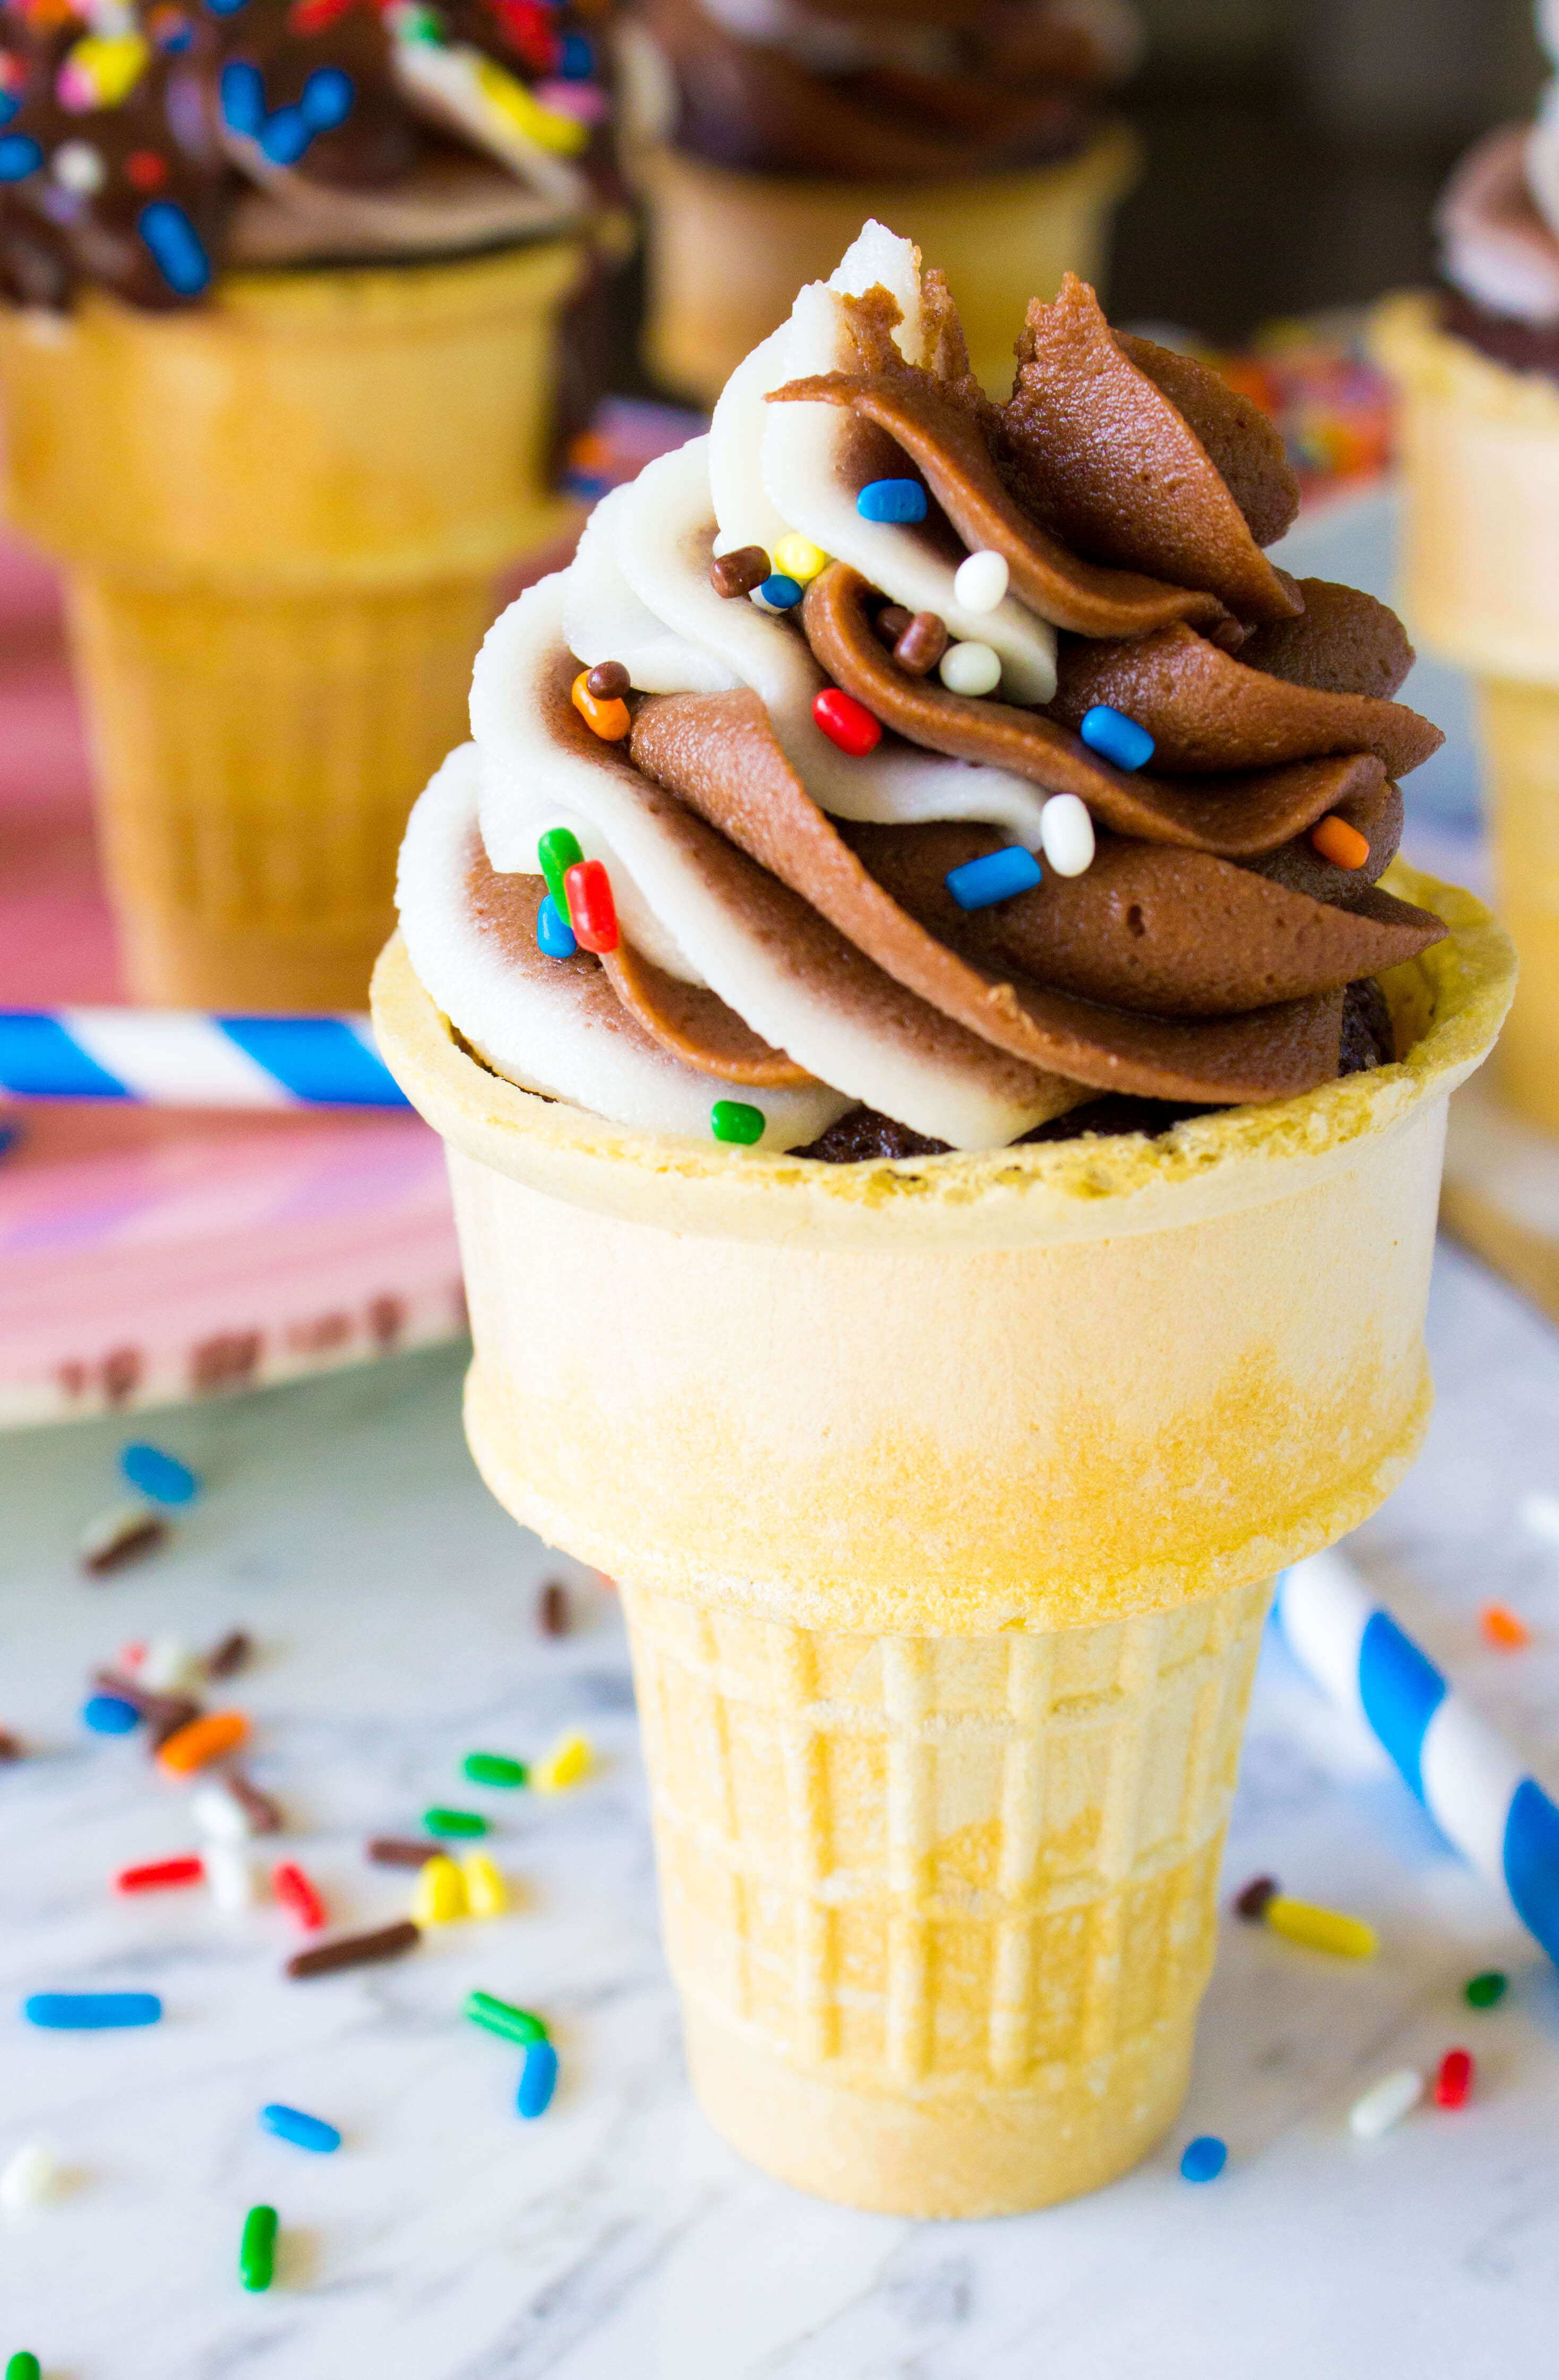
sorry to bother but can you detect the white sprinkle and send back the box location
[1519,1491,1559,1546]
[1,2141,63,2216]
[203,1841,260,1913]
[938,640,1001,698]
[191,1781,253,1842]
[139,1634,203,1695]
[1040,792,1096,878]
[952,549,1009,614]
[53,140,104,194]
[1349,2066,1423,2141]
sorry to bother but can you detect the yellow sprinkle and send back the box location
[412,1853,468,1926]
[64,30,149,106]
[473,54,588,154]
[533,1731,592,1795]
[459,1851,507,1919]
[1265,1894,1376,1959]
[773,533,827,584]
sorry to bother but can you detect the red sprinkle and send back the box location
[563,859,619,954]
[116,1854,204,1894]
[125,150,168,192]
[812,688,882,758]
[1434,2047,1474,2108]
[272,1861,327,1932]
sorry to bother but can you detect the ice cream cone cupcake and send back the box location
[620,0,1140,404]
[376,226,1511,2213]
[0,0,629,1009]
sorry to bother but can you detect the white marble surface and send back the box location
[7,1242,1559,2377]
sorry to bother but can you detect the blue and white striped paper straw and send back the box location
[0,1009,408,1110]
[1279,1552,1559,1966]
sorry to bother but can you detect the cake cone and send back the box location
[637,123,1138,407]
[0,241,584,1010]
[371,866,1511,2216]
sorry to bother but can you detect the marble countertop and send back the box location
[6,1238,1559,2379]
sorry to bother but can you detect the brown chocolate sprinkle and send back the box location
[286,1920,421,1980]
[367,1837,442,1868]
[80,1505,167,1577]
[540,1582,570,1637]
[873,603,913,648]
[709,545,769,600]
[585,660,630,701]
[206,1630,252,1680]
[893,611,949,677]
[1235,1875,1278,1921]
[92,1671,201,1747]
[226,1770,284,1834]
[0,1729,22,1762]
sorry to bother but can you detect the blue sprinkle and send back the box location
[204,0,250,15]
[517,2039,559,2119]
[535,892,577,959]
[155,13,194,49]
[219,58,265,134]
[25,1991,162,2029]
[260,2102,341,2154]
[301,66,354,131]
[1180,2134,1227,2183]
[558,31,593,75]
[258,105,310,165]
[1080,703,1155,772]
[138,200,210,296]
[83,1694,140,1735]
[856,477,927,525]
[0,133,42,181]
[945,846,1043,912]
[0,93,19,128]
[752,574,802,612]
[119,1441,199,1506]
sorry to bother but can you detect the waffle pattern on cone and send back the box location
[623,1573,1269,2213]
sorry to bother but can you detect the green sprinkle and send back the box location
[464,1752,529,1788]
[466,1989,549,2046]
[711,1099,765,1146]
[538,828,584,920]
[424,1806,487,1837]
[1465,1969,1509,2008]
[7,2355,42,2380]
[239,2204,278,2293]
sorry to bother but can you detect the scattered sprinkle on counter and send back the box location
[945,847,1042,913]
[0,1730,21,1762]
[24,1991,161,2030]
[116,1854,203,1894]
[460,1851,508,1919]
[1481,1602,1530,1649]
[205,1629,253,1679]
[937,639,1001,697]
[271,1862,327,1931]
[464,1751,529,1789]
[226,1772,284,1834]
[856,476,927,524]
[1079,703,1155,771]
[239,2203,278,2292]
[536,894,577,959]
[260,2104,341,2154]
[139,1634,203,1693]
[192,1780,259,1842]
[1179,2135,1226,2182]
[467,1990,549,2046]
[82,1693,139,1735]
[1466,1969,1508,2008]
[711,1099,765,1146]
[0,2142,62,2215]
[952,549,1009,613]
[157,1709,248,1775]
[79,1501,166,1576]
[1310,813,1370,870]
[285,1920,420,1980]
[562,858,619,953]
[7,2352,41,2380]
[412,1854,468,1926]
[423,1805,486,1838]
[118,1441,199,1506]
[812,686,881,756]
[367,1836,441,1868]
[1349,2067,1422,2140]
[517,2039,559,2119]
[533,1731,593,1794]
[1435,2048,1474,2108]
[540,1580,570,1635]
[1264,1895,1376,1958]
[204,1843,259,1912]
[1233,1874,1278,1921]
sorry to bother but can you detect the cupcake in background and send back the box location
[622,0,1140,405]
[0,0,628,1011]
[1376,0,1559,1135]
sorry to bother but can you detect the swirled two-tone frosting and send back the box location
[1436,3,1559,372]
[630,0,1137,180]
[0,0,619,310]
[398,221,1446,1156]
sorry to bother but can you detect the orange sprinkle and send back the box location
[1311,814,1370,870]
[156,1709,249,1775]
[1481,1603,1531,1650]
[570,670,630,743]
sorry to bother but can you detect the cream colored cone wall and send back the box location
[0,243,583,1010]
[371,865,1511,2212]
[638,123,1138,407]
